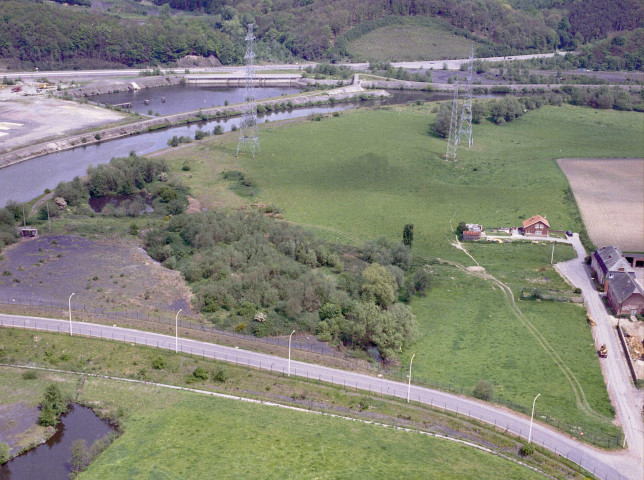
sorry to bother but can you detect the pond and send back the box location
[0,404,116,480]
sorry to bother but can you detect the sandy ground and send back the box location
[0,85,125,153]
[558,158,644,252]
[0,235,193,316]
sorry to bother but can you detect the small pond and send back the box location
[0,404,116,480]
[88,192,154,214]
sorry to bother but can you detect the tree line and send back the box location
[1,0,640,69]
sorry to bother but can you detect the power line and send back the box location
[236,23,261,159]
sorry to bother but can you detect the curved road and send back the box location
[0,312,636,480]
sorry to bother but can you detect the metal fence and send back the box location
[0,297,338,357]
[0,296,623,449]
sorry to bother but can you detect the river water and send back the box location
[92,85,299,115]
[0,404,115,480]
[0,88,459,206]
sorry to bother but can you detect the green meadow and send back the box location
[160,103,641,442]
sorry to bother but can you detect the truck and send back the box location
[598,344,607,358]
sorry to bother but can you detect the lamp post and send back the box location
[528,393,541,443]
[407,354,415,403]
[288,330,295,376]
[175,308,182,353]
[68,293,75,336]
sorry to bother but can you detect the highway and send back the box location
[0,310,637,480]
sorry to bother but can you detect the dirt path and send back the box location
[28,192,55,218]
[445,234,610,423]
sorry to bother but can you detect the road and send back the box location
[0,311,637,480]
[2,52,567,79]
[555,234,644,480]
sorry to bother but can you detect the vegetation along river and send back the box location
[0,88,471,206]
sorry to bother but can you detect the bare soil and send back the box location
[0,402,47,455]
[0,93,125,154]
[0,234,193,315]
[558,158,644,252]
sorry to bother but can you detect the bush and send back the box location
[94,133,101,141]
[213,125,223,135]
[473,380,494,401]
[22,369,38,380]
[151,356,167,370]
[0,442,9,465]
[213,366,229,383]
[520,443,535,456]
[192,366,209,381]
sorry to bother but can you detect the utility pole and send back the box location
[457,45,474,147]
[236,23,261,159]
[446,79,459,162]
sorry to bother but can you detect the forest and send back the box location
[0,0,641,69]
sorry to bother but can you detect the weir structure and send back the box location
[236,23,261,159]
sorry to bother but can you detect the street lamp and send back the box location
[175,308,182,353]
[528,393,541,443]
[68,293,75,336]
[407,353,415,403]
[288,330,295,376]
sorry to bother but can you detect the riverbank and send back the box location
[0,86,389,170]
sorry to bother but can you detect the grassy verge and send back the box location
[154,103,640,443]
[0,329,591,479]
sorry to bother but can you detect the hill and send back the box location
[0,0,641,69]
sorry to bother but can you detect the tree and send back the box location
[402,224,414,248]
[433,102,452,138]
[360,263,397,308]
[455,221,467,240]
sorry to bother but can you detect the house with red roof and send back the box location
[522,215,549,237]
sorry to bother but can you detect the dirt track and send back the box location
[558,158,644,252]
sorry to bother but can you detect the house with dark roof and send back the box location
[606,271,644,316]
[591,245,634,290]
[522,215,549,236]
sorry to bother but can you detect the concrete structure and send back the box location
[522,215,549,236]
[606,271,644,315]
[591,245,634,290]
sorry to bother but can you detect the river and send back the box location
[0,88,459,206]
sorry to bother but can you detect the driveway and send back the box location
[555,234,644,479]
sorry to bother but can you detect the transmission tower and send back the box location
[445,79,459,162]
[236,23,260,159]
[457,46,474,147]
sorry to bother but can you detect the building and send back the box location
[462,230,481,241]
[522,215,549,236]
[591,245,634,290]
[606,271,644,316]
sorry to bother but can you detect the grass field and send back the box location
[0,332,572,479]
[157,103,642,442]
[348,25,477,62]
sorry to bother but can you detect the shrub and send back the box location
[213,125,223,135]
[213,367,229,383]
[151,356,167,370]
[473,380,494,401]
[194,130,209,140]
[520,443,535,456]
[22,369,38,380]
[0,442,9,465]
[192,366,209,381]
[94,133,101,141]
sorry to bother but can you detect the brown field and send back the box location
[558,158,644,252]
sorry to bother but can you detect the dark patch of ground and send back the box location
[0,403,41,455]
[0,235,193,316]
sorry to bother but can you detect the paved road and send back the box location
[3,52,567,79]
[555,234,644,480]
[0,311,635,480]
